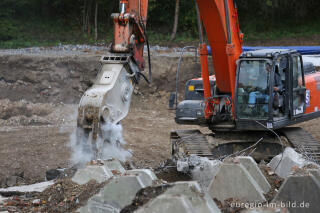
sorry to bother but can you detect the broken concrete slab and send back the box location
[78,170,156,213]
[71,165,113,185]
[191,159,222,190]
[273,174,320,213]
[126,169,157,187]
[208,163,266,202]
[0,181,54,193]
[135,181,221,213]
[103,159,126,174]
[234,156,271,193]
[0,195,7,204]
[268,147,314,178]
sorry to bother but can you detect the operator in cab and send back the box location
[237,61,283,119]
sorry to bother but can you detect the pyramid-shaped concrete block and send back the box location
[103,158,126,174]
[71,165,113,185]
[135,181,221,213]
[135,194,196,213]
[208,163,266,202]
[234,156,271,193]
[78,169,156,213]
[273,174,320,213]
[268,147,309,178]
[126,169,158,187]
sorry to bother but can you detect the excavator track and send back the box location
[171,130,213,159]
[280,127,320,164]
[171,129,283,161]
[171,127,320,163]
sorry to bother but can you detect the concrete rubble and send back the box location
[191,157,222,189]
[76,158,223,213]
[1,150,319,213]
[71,160,120,185]
[268,147,319,178]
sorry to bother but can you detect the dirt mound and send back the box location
[0,99,54,126]
[0,53,211,104]
[1,178,105,212]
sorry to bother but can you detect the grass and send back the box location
[242,20,320,42]
[0,19,320,49]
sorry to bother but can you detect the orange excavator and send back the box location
[77,0,320,163]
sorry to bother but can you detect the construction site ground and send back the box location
[0,46,319,193]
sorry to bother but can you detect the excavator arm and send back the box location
[77,0,149,158]
[196,0,243,120]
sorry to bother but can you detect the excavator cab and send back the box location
[235,49,306,130]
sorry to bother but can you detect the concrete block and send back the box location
[191,159,222,190]
[72,165,113,185]
[268,147,309,178]
[0,195,7,204]
[0,181,54,193]
[103,159,126,174]
[208,163,266,202]
[235,156,271,193]
[78,169,156,213]
[135,194,194,213]
[308,169,320,182]
[273,175,320,213]
[126,169,158,187]
[135,181,221,213]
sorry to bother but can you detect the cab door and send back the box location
[290,54,306,117]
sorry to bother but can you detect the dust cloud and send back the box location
[69,122,132,166]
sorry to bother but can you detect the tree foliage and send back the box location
[0,0,320,43]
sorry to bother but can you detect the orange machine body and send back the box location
[112,0,149,70]
[196,0,243,119]
[305,72,320,114]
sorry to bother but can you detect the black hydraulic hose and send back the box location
[138,72,150,84]
[139,21,152,84]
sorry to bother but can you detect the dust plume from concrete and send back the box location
[69,122,132,166]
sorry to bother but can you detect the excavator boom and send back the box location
[196,0,243,119]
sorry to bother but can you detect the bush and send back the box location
[0,19,19,41]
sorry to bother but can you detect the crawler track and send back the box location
[280,127,320,163]
[171,127,320,163]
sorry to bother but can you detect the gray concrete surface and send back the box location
[71,165,113,185]
[208,163,266,202]
[191,159,222,190]
[273,174,320,213]
[103,159,126,174]
[235,156,271,193]
[78,170,157,213]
